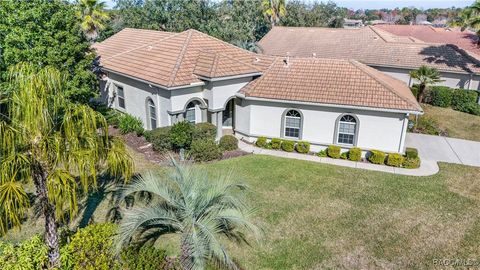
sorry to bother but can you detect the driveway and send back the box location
[406,133,480,167]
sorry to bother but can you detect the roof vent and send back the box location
[147,45,153,50]
[312,53,316,57]
[254,57,260,62]
[283,52,290,67]
[373,36,378,40]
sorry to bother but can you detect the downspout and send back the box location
[398,113,409,153]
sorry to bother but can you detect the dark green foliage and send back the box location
[281,140,295,152]
[189,139,222,162]
[368,150,386,165]
[120,245,168,270]
[295,141,310,153]
[386,153,405,167]
[270,138,282,149]
[119,114,144,136]
[426,86,453,107]
[256,137,267,148]
[0,0,97,103]
[405,147,418,159]
[0,235,48,269]
[348,147,362,161]
[219,135,238,151]
[340,152,348,159]
[452,89,478,112]
[410,84,419,100]
[280,1,346,28]
[316,149,327,157]
[463,102,480,116]
[145,126,172,152]
[414,116,445,136]
[170,121,194,150]
[403,157,421,169]
[327,145,341,159]
[193,122,217,141]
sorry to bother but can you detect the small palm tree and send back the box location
[0,63,133,268]
[262,0,286,28]
[409,65,443,103]
[116,160,261,270]
[76,0,110,42]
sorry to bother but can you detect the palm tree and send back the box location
[76,0,110,42]
[0,63,133,268]
[409,65,443,103]
[116,160,261,270]
[262,0,286,28]
[450,1,480,46]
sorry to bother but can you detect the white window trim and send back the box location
[336,116,357,146]
[147,99,157,129]
[116,84,126,110]
[284,110,302,139]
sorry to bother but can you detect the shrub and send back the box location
[61,223,118,270]
[414,116,444,136]
[120,245,167,270]
[463,102,480,116]
[327,145,341,159]
[405,147,418,159]
[270,138,282,150]
[410,84,419,100]
[192,122,216,140]
[189,139,222,162]
[219,135,238,151]
[281,140,295,152]
[295,141,310,153]
[348,147,362,161]
[0,235,48,270]
[145,126,172,152]
[264,142,273,149]
[403,157,421,169]
[340,152,348,159]
[256,137,267,148]
[368,150,386,165]
[426,86,453,107]
[452,89,479,112]
[105,109,123,127]
[386,153,405,167]
[317,149,327,157]
[119,114,144,136]
[170,121,194,150]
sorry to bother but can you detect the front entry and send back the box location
[222,99,234,128]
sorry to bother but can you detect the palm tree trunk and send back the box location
[418,84,426,103]
[33,162,60,268]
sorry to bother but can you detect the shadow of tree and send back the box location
[419,44,480,74]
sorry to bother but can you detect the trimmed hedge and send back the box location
[145,126,172,152]
[348,147,362,161]
[427,86,453,107]
[327,145,341,159]
[192,122,216,140]
[281,140,295,152]
[219,135,238,151]
[368,150,386,164]
[270,138,282,150]
[296,141,310,153]
[452,89,478,112]
[189,139,222,162]
[170,121,194,150]
[405,147,418,159]
[256,137,267,148]
[403,157,421,169]
[120,245,168,270]
[386,153,405,167]
[317,149,327,157]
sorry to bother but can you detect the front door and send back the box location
[222,99,234,128]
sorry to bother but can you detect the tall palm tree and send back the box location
[0,63,133,268]
[116,160,261,270]
[450,1,480,46]
[262,0,286,28]
[409,65,443,103]
[76,0,110,42]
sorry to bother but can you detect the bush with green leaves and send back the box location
[0,235,49,270]
[281,140,295,152]
[452,89,478,112]
[256,137,267,148]
[192,122,216,140]
[145,126,172,152]
[270,138,282,149]
[463,102,480,116]
[170,121,194,150]
[340,152,348,159]
[295,141,310,153]
[327,145,341,159]
[386,153,405,167]
[426,86,453,107]
[120,245,168,270]
[414,116,445,136]
[403,157,421,169]
[219,135,238,151]
[368,150,386,165]
[317,149,327,157]
[60,223,118,270]
[119,114,144,136]
[189,139,222,162]
[348,147,362,161]
[405,147,418,159]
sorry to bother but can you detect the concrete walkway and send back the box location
[238,141,439,176]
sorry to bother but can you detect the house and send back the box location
[343,19,364,28]
[94,28,422,154]
[258,26,480,93]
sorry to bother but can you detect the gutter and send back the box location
[236,93,423,115]
[366,63,479,76]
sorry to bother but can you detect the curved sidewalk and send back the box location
[239,141,439,176]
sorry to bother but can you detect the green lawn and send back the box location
[3,153,480,269]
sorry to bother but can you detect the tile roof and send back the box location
[240,57,422,112]
[94,28,274,88]
[258,26,480,74]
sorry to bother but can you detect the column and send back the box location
[216,111,223,140]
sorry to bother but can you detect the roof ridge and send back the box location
[190,29,260,57]
[211,53,220,77]
[349,60,421,111]
[168,30,194,87]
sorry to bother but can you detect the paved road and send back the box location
[406,133,480,167]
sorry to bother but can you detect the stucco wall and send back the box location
[204,77,252,110]
[169,86,205,113]
[235,99,409,153]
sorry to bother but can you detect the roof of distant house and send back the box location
[240,57,422,112]
[258,26,480,74]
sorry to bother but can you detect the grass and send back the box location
[3,151,480,269]
[413,104,480,141]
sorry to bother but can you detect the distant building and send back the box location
[343,19,364,28]
[369,20,391,25]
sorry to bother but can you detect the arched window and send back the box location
[185,102,196,124]
[284,110,302,139]
[337,114,357,145]
[147,98,157,129]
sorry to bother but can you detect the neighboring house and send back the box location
[94,28,422,154]
[344,19,364,28]
[258,26,480,93]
